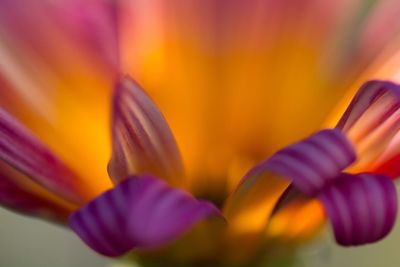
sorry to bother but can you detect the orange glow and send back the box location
[267,199,326,243]
[224,172,289,235]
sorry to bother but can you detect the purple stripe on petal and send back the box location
[318,173,397,246]
[69,176,221,257]
[0,108,83,204]
[224,129,355,234]
[108,76,184,185]
[263,129,356,195]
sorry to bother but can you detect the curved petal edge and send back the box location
[261,129,356,195]
[318,173,397,246]
[108,76,184,185]
[69,175,221,257]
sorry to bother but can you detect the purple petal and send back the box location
[224,129,355,234]
[0,161,73,222]
[69,176,221,257]
[108,76,184,184]
[318,173,397,246]
[262,129,355,195]
[0,108,84,204]
[336,80,400,174]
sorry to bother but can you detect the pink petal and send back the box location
[336,80,400,175]
[358,1,400,64]
[57,0,120,70]
[0,0,119,72]
[69,176,221,257]
[0,108,84,204]
[318,173,397,246]
[108,76,184,184]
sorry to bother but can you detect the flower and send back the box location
[2,1,400,266]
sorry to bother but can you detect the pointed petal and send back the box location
[224,129,355,234]
[318,173,397,246]
[336,80,400,175]
[108,76,184,184]
[69,176,220,257]
[0,108,85,204]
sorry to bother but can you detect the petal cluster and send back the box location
[226,128,397,246]
[225,81,400,248]
[1,76,400,261]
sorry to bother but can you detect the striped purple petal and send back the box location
[336,80,400,174]
[0,108,84,204]
[318,173,397,246]
[262,129,356,195]
[224,129,355,234]
[108,76,184,185]
[69,176,221,257]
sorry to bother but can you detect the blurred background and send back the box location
[1,1,400,266]
[1,204,400,267]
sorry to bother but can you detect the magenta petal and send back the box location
[0,108,83,204]
[108,76,184,184]
[261,129,356,195]
[69,176,221,257]
[318,173,397,246]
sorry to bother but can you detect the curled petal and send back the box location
[108,76,184,184]
[336,80,400,174]
[0,108,84,204]
[262,129,355,195]
[69,176,221,257]
[318,173,397,246]
[224,129,355,234]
